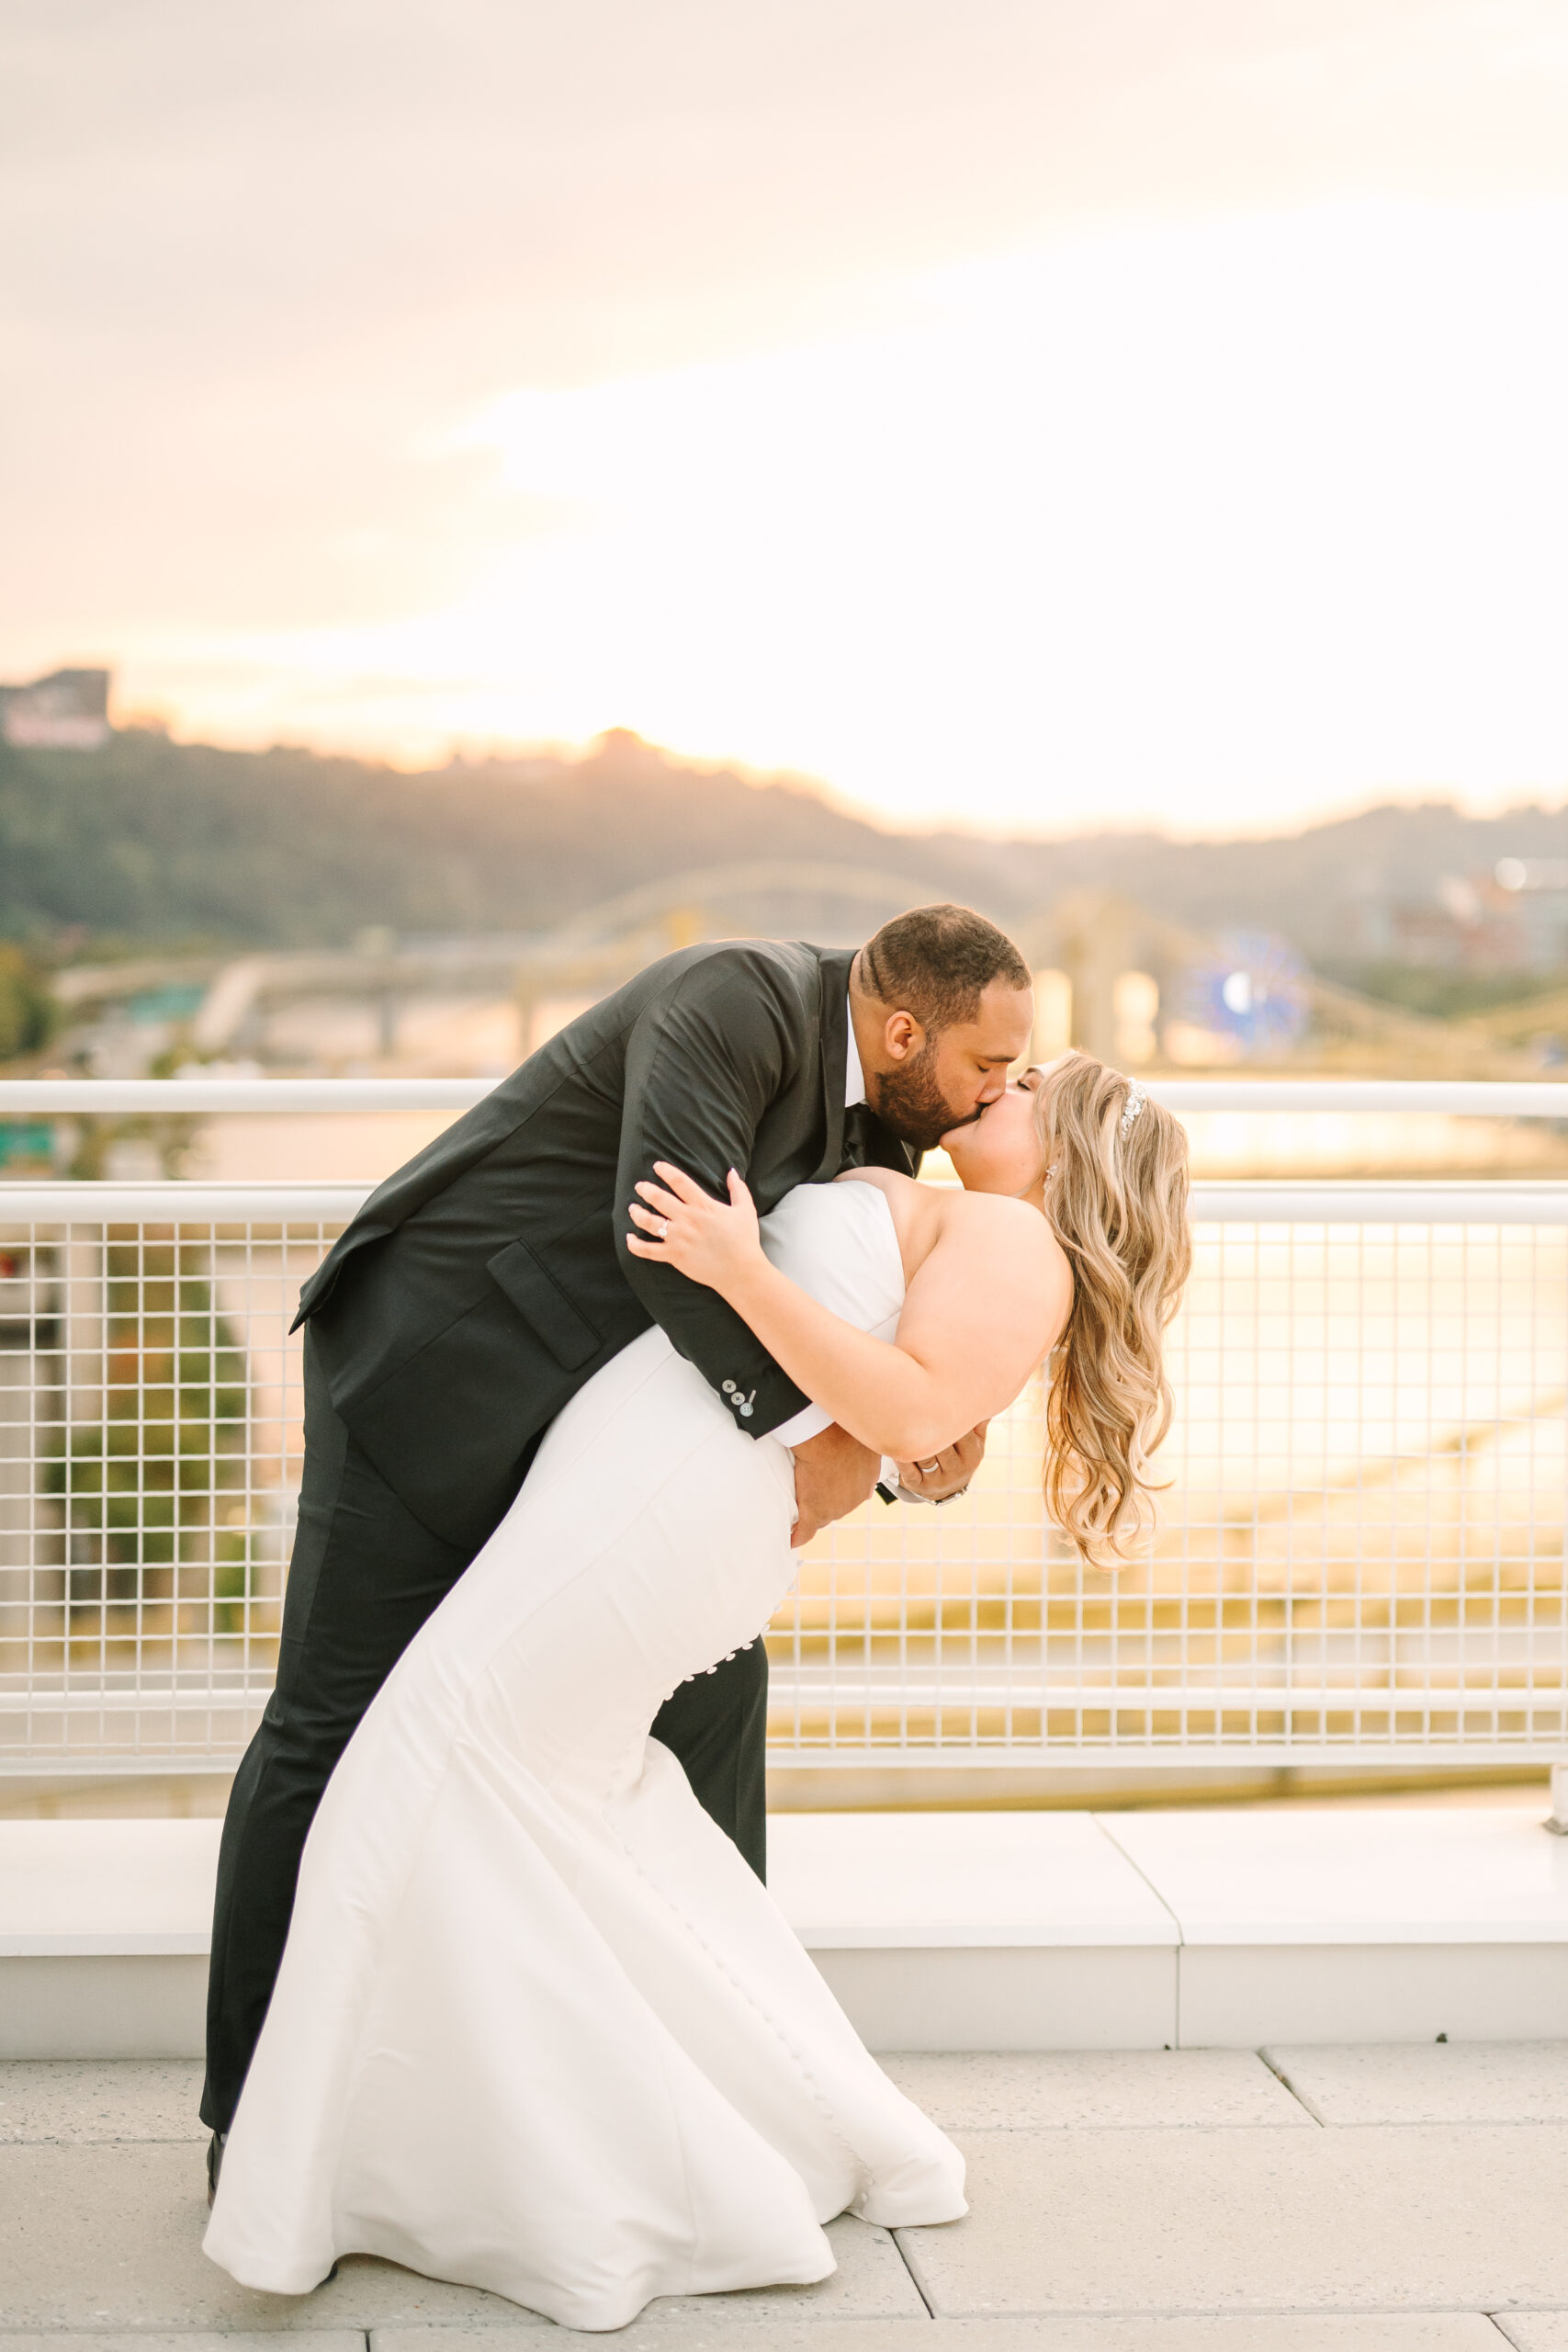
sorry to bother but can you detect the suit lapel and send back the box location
[811,946,856,1182]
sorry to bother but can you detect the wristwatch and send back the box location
[875,1471,971,1507]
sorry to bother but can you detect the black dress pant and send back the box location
[200,1328,770,2135]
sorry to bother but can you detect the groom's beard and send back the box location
[869,1043,979,1155]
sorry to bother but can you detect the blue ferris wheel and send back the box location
[1182,930,1310,1057]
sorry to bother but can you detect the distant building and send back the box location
[1495,857,1568,972]
[1347,868,1539,977]
[0,667,112,749]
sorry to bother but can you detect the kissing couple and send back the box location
[202,902,1190,2331]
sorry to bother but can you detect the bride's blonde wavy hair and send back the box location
[1032,1052,1191,1563]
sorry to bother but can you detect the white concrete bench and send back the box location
[3,1805,1566,2057]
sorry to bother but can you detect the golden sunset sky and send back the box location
[4,2,1568,834]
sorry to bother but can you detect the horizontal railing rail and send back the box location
[4,1179,1568,1225]
[2,1154,1565,1777]
[6,1078,1568,1115]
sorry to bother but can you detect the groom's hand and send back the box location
[895,1421,989,1503]
[789,1424,879,1548]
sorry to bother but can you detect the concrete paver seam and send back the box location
[1256,2046,1328,2127]
[1089,1814,1185,2048]
[1308,2118,1568,2133]
[888,2228,934,2318]
[1090,1819,1186,1938]
[0,2137,209,2148]
[880,2306,1568,2324]
[1487,2314,1568,2346]
[946,2120,1331,2132]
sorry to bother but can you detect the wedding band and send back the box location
[657,1217,670,1238]
[919,1458,942,1475]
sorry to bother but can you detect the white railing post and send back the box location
[1549,1763,1568,1836]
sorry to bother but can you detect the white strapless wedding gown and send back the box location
[203,1180,965,2331]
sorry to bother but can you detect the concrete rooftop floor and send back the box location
[4,2049,1568,2347]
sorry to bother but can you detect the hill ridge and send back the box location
[2,727,1564,966]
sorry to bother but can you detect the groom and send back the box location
[202,902,1033,2156]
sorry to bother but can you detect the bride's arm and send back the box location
[627,1163,1066,1461]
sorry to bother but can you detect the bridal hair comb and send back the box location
[1120,1083,1146,1141]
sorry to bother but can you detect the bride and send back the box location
[203,1049,1190,2332]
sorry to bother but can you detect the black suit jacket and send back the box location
[294,940,915,1549]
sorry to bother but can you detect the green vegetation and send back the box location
[1331,965,1568,1022]
[0,726,943,952]
[0,944,56,1057]
[2,727,1565,985]
[59,1109,199,1181]
[42,1233,257,1636]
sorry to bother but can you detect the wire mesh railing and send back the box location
[2,1156,1564,1773]
[780,1190,1568,1765]
[0,1185,354,1770]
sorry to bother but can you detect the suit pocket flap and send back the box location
[485,1238,601,1371]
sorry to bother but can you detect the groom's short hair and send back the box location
[860,904,1030,1034]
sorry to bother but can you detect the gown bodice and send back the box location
[758,1177,906,1351]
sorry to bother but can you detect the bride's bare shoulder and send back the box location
[942,1190,1071,1294]
[943,1186,1049,1242]
[834,1166,916,1201]
[835,1166,940,1237]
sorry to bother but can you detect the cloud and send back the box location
[3,2,1567,830]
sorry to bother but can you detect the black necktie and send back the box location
[840,1102,880,1170]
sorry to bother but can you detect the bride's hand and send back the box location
[626,1163,764,1294]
